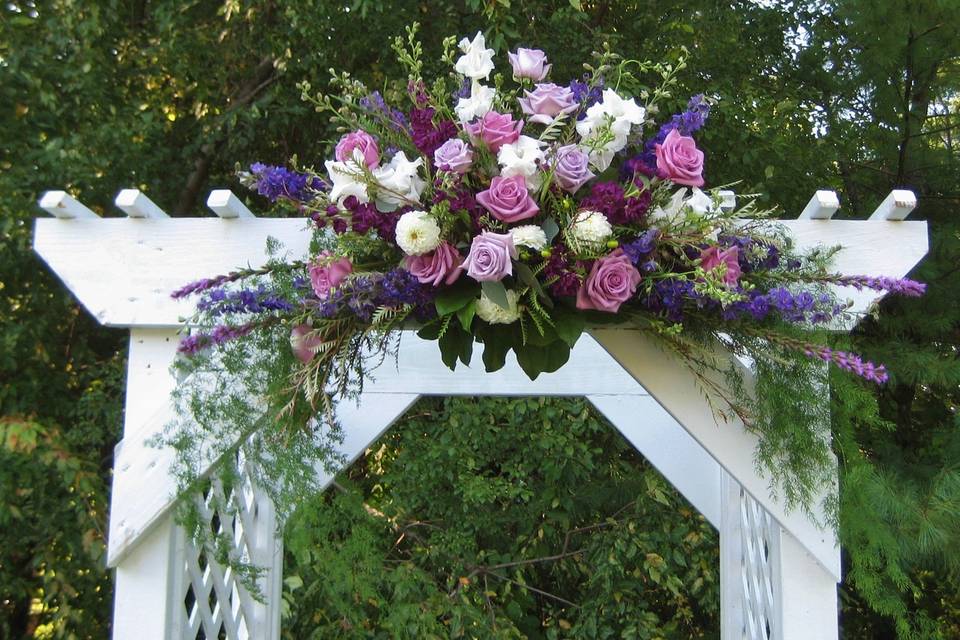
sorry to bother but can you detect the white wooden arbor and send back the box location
[33,187,927,639]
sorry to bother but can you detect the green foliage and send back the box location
[281,397,719,638]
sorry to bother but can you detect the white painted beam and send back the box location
[115,189,170,218]
[589,328,841,580]
[38,190,99,219]
[32,217,928,328]
[868,189,917,221]
[797,190,840,220]
[207,190,255,219]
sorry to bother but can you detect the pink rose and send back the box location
[309,251,353,297]
[551,144,595,193]
[700,246,741,286]
[576,249,642,313]
[335,130,380,168]
[464,111,523,153]
[405,242,464,287]
[518,83,577,125]
[433,139,474,173]
[463,232,518,282]
[508,48,550,81]
[654,129,704,187]
[476,175,540,224]
[289,324,323,363]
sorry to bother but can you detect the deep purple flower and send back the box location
[360,91,409,132]
[249,163,318,203]
[621,230,660,265]
[409,107,458,158]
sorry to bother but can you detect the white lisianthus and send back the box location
[511,225,548,251]
[454,32,495,80]
[497,135,546,189]
[575,89,645,171]
[648,187,718,227]
[372,151,426,212]
[569,210,613,249]
[395,210,442,256]
[455,82,496,123]
[325,159,369,205]
[476,289,521,325]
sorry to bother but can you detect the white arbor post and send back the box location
[33,187,927,639]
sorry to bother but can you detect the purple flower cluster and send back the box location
[569,77,603,119]
[718,235,781,272]
[196,286,293,316]
[315,269,433,322]
[433,183,486,232]
[359,91,409,132]
[723,287,843,324]
[177,322,257,355]
[543,250,582,297]
[804,345,889,384]
[312,196,403,240]
[621,229,660,265]
[249,163,318,203]
[835,275,926,297]
[579,182,650,225]
[172,274,234,299]
[410,107,458,158]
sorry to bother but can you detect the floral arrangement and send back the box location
[168,26,924,531]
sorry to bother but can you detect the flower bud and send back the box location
[606,239,619,249]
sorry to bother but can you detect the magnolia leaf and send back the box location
[436,280,480,316]
[515,341,570,380]
[456,300,476,332]
[541,217,560,244]
[481,279,510,310]
[417,320,443,341]
[552,309,585,348]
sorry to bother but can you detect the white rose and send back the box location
[325,159,369,205]
[372,151,426,212]
[511,225,548,251]
[647,188,689,226]
[476,289,521,325]
[395,210,442,256]
[454,32,495,80]
[455,82,496,123]
[497,135,546,190]
[569,210,613,249]
[575,89,645,170]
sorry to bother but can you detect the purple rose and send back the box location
[700,246,741,286]
[551,145,595,193]
[290,324,323,363]
[654,129,704,187]
[576,249,642,313]
[508,48,550,81]
[476,174,540,224]
[335,130,380,168]
[464,111,523,153]
[463,231,518,282]
[433,139,474,173]
[518,83,577,125]
[405,242,464,287]
[309,251,353,297]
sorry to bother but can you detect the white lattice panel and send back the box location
[172,461,281,640]
[739,489,779,640]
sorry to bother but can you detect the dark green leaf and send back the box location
[481,280,510,310]
[435,280,481,316]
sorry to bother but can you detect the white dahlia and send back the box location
[569,210,613,249]
[395,210,442,256]
[476,289,521,325]
[510,225,548,251]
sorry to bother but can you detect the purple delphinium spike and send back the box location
[621,229,660,265]
[248,163,319,203]
[834,275,926,297]
[802,345,889,385]
[196,286,294,316]
[172,275,233,299]
[177,322,258,355]
[360,91,409,132]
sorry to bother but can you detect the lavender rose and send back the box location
[335,130,380,168]
[433,138,474,173]
[575,249,642,313]
[289,324,323,363]
[518,83,577,125]
[654,129,704,187]
[464,111,523,153]
[476,174,540,223]
[405,242,464,286]
[551,145,595,193]
[463,231,518,282]
[700,246,741,286]
[508,48,550,81]
[309,251,353,297]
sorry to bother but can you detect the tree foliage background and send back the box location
[1,0,958,637]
